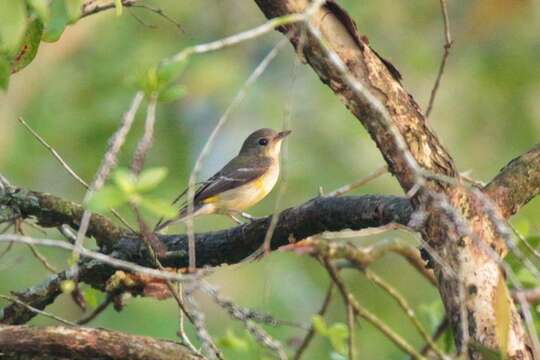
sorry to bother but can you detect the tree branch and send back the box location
[2,138,539,326]
[0,182,412,324]
[251,1,535,357]
[0,325,200,360]
[484,143,540,218]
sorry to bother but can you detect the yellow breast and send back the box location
[203,164,279,212]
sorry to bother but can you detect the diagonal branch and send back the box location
[484,143,540,218]
[251,1,536,358]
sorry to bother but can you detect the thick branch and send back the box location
[0,325,200,360]
[0,184,412,324]
[484,143,540,218]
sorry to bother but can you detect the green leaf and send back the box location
[442,327,455,353]
[28,0,51,24]
[64,0,82,23]
[10,19,44,73]
[142,66,159,94]
[114,0,123,16]
[42,0,69,42]
[140,197,177,218]
[312,315,329,336]
[494,275,511,358]
[217,329,249,352]
[157,58,188,85]
[87,186,128,211]
[136,167,168,192]
[0,0,28,54]
[113,169,137,194]
[83,288,99,309]
[524,236,540,252]
[327,323,349,355]
[158,84,187,103]
[0,56,10,90]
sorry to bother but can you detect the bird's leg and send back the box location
[240,212,259,222]
[228,213,244,224]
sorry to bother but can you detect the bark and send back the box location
[484,144,540,218]
[252,1,534,358]
[1,186,412,324]
[0,325,200,360]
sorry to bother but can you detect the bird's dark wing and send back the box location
[193,155,273,203]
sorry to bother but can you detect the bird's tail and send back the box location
[154,203,205,232]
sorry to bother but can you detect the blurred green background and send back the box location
[1,0,540,359]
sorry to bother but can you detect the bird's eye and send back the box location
[258,138,269,146]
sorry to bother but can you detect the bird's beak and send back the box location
[274,130,292,141]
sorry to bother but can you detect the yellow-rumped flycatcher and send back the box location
[155,128,291,231]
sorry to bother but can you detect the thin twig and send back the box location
[510,224,540,260]
[0,239,14,259]
[200,282,288,360]
[127,97,196,330]
[14,218,59,274]
[184,286,224,360]
[18,118,87,187]
[347,301,356,360]
[184,39,288,271]
[27,244,58,273]
[81,0,138,18]
[17,117,135,232]
[77,294,114,325]
[131,95,157,175]
[327,165,388,197]
[132,206,194,325]
[130,4,186,33]
[425,0,453,117]
[294,282,334,360]
[419,317,449,357]
[0,234,200,283]
[175,283,199,354]
[262,46,298,255]
[321,257,426,360]
[0,294,77,326]
[74,92,144,260]
[364,269,446,359]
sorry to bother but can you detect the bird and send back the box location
[155,128,291,231]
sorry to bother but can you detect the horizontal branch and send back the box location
[0,325,200,360]
[147,195,412,268]
[0,183,412,324]
[484,143,540,218]
[0,188,128,251]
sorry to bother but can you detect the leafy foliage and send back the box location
[312,315,349,355]
[87,167,176,218]
[0,0,84,89]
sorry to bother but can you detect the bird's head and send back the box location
[238,128,291,158]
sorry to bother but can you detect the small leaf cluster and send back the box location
[0,0,103,89]
[87,167,176,218]
[137,57,188,103]
[312,315,349,356]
